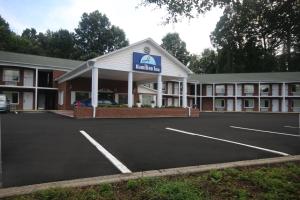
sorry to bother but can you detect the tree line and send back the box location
[1,1,299,73]
[146,0,300,73]
[0,10,129,61]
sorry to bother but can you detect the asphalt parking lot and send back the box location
[0,112,300,187]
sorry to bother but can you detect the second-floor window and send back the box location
[260,84,270,95]
[244,84,254,94]
[291,84,300,95]
[3,69,20,82]
[215,85,225,95]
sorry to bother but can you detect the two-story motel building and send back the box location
[0,38,299,116]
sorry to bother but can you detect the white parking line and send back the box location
[166,127,289,156]
[79,130,131,174]
[230,126,300,137]
[284,126,300,129]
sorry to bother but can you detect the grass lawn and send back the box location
[4,162,300,200]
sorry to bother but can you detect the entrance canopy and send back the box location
[56,38,192,84]
[56,38,192,117]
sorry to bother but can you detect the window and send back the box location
[118,94,128,104]
[244,99,254,108]
[260,85,269,94]
[260,99,270,108]
[76,92,89,101]
[215,99,225,108]
[244,84,254,94]
[291,84,300,94]
[58,91,64,105]
[216,85,225,95]
[71,91,90,104]
[292,100,300,108]
[3,91,19,104]
[3,69,20,82]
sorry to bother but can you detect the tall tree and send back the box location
[46,29,76,59]
[161,33,190,65]
[141,0,231,23]
[0,15,12,50]
[210,0,299,72]
[74,10,129,60]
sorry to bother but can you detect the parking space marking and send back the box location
[166,127,289,156]
[79,130,131,174]
[284,126,300,129]
[230,126,300,137]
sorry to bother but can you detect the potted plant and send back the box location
[151,100,155,108]
[136,100,142,108]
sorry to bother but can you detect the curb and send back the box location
[0,155,299,198]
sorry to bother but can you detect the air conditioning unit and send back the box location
[5,81,17,86]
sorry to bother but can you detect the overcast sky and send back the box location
[0,0,223,55]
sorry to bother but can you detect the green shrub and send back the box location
[147,181,202,200]
[34,188,72,200]
[127,180,139,190]
[98,183,114,198]
[234,189,249,200]
[209,170,223,183]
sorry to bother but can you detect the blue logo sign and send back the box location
[133,52,161,73]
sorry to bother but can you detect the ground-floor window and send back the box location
[215,99,225,108]
[260,99,270,108]
[244,99,254,108]
[142,94,153,105]
[71,91,90,104]
[118,94,128,105]
[3,91,19,104]
[292,99,300,108]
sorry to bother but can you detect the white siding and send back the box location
[272,84,279,96]
[94,41,188,78]
[206,85,212,96]
[227,85,234,96]
[237,84,242,96]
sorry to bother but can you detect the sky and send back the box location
[0,0,223,55]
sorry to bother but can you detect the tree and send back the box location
[210,0,299,73]
[161,33,189,65]
[0,15,12,50]
[141,0,231,23]
[22,28,38,41]
[199,49,218,73]
[74,10,129,60]
[188,54,202,74]
[46,29,76,59]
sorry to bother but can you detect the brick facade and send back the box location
[74,107,199,118]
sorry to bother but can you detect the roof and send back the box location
[57,38,193,83]
[0,51,84,71]
[189,72,300,83]
[91,38,193,74]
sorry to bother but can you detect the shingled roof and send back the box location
[0,51,84,71]
[189,72,300,83]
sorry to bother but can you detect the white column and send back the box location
[127,71,133,108]
[178,81,181,107]
[194,83,197,107]
[35,68,38,110]
[258,82,261,112]
[199,83,202,111]
[157,74,162,107]
[91,67,98,118]
[282,82,286,112]
[212,83,215,111]
[182,77,187,108]
[235,83,237,111]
